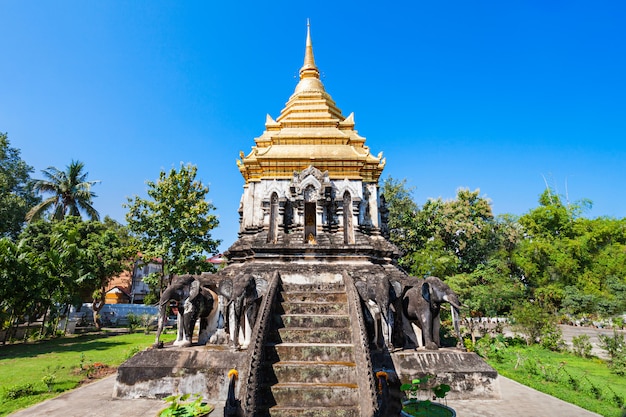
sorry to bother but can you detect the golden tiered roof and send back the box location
[237,23,385,183]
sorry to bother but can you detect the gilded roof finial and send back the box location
[299,19,319,80]
[294,19,325,93]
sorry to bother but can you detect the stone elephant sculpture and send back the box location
[218,274,268,349]
[154,275,220,347]
[355,275,403,350]
[401,276,462,350]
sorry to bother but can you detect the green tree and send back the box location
[26,160,100,222]
[124,163,220,288]
[513,189,626,315]
[0,237,43,342]
[0,133,39,239]
[392,186,497,277]
[77,218,133,327]
[381,177,420,252]
[14,218,131,333]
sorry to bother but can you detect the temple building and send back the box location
[116,23,497,417]
[232,23,390,252]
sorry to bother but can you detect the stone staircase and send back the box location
[256,281,362,417]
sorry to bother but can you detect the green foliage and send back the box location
[0,132,39,239]
[489,342,626,417]
[41,374,56,392]
[0,216,133,335]
[400,376,452,416]
[159,394,214,417]
[2,383,34,400]
[124,345,142,360]
[140,313,156,334]
[446,260,525,318]
[474,334,507,362]
[432,383,451,399]
[511,301,552,345]
[400,376,433,400]
[0,331,176,416]
[380,177,419,252]
[539,323,566,352]
[572,334,593,358]
[598,330,626,376]
[26,160,100,222]
[124,163,220,278]
[142,271,162,306]
[607,386,625,409]
[382,179,626,320]
[125,312,142,333]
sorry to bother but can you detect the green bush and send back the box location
[572,334,593,358]
[3,383,34,400]
[126,313,142,333]
[474,334,507,363]
[540,323,566,352]
[598,330,626,376]
[512,301,552,345]
[463,337,475,352]
[41,374,56,392]
[140,314,156,334]
[125,345,142,360]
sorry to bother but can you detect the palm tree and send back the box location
[26,160,100,222]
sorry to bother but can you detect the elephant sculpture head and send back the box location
[154,274,219,348]
[401,276,462,350]
[218,274,268,349]
[355,275,403,350]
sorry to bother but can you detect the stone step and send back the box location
[273,327,352,344]
[281,301,348,315]
[270,382,359,407]
[281,291,347,303]
[266,406,360,417]
[281,283,345,293]
[265,343,355,363]
[275,314,350,329]
[271,360,357,384]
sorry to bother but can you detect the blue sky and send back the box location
[2,1,625,252]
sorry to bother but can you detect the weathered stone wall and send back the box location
[114,347,247,401]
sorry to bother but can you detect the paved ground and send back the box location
[9,372,601,417]
[9,325,618,416]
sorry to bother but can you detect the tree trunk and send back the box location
[23,317,32,342]
[92,289,106,330]
[39,308,49,338]
[61,304,70,335]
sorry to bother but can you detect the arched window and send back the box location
[343,191,355,244]
[267,192,279,243]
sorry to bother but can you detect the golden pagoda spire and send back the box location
[300,19,318,78]
[294,20,325,93]
[237,22,385,184]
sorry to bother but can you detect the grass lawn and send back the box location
[485,344,626,417]
[0,330,176,417]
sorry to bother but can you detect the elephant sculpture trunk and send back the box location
[154,275,221,348]
[402,276,464,350]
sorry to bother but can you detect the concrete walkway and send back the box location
[9,373,600,417]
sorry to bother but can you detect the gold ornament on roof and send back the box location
[237,21,385,184]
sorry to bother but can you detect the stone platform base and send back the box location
[390,348,500,400]
[113,345,247,401]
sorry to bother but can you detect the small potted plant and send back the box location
[400,375,456,417]
[157,393,214,417]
